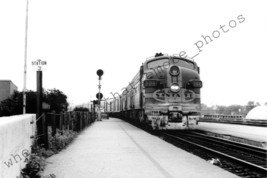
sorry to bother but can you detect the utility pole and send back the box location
[23,0,29,114]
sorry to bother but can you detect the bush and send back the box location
[20,129,77,178]
[49,129,77,153]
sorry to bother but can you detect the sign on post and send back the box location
[32,59,47,71]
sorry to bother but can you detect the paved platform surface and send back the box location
[198,122,267,143]
[42,118,238,178]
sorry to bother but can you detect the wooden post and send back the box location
[59,112,63,130]
[62,112,65,130]
[84,112,88,127]
[67,112,70,131]
[78,112,81,132]
[89,112,91,124]
[73,111,77,131]
[51,111,56,136]
[83,112,86,128]
[86,112,89,126]
[80,112,83,130]
[75,112,79,132]
[64,112,67,130]
[70,111,74,131]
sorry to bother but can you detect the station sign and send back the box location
[32,59,47,71]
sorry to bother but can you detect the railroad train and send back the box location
[104,53,202,130]
[201,114,244,120]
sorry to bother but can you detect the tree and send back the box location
[43,89,69,113]
[246,101,256,114]
[0,88,69,116]
[73,107,89,112]
[0,90,37,116]
[201,103,208,110]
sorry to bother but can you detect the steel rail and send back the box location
[162,132,267,173]
[190,131,267,157]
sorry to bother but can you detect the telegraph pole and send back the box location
[23,0,29,114]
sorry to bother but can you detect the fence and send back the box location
[36,111,96,149]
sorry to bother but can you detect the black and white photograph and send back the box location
[0,0,266,177]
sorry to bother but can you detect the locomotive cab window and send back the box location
[147,59,169,69]
[173,59,194,70]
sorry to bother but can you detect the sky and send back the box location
[0,0,267,108]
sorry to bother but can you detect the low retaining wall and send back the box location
[0,114,36,178]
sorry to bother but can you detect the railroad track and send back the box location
[160,130,267,177]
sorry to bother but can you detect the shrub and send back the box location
[49,129,77,153]
[20,129,77,178]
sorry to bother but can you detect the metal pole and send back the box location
[23,0,29,114]
[36,71,43,145]
[98,77,101,121]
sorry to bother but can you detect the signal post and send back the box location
[96,69,104,121]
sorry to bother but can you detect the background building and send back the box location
[0,80,18,102]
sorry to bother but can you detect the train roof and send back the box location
[144,54,198,66]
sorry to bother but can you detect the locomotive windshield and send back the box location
[173,58,195,70]
[147,58,169,69]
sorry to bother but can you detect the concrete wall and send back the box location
[0,114,36,178]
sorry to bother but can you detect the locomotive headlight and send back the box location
[170,83,180,92]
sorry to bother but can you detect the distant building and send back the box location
[0,80,18,102]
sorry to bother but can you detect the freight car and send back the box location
[105,53,202,130]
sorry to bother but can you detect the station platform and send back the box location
[42,118,238,178]
[198,122,267,148]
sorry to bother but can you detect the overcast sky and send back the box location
[0,0,266,108]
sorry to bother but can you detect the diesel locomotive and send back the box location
[105,53,202,130]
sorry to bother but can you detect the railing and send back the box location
[34,111,96,149]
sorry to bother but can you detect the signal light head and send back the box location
[97,69,104,77]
